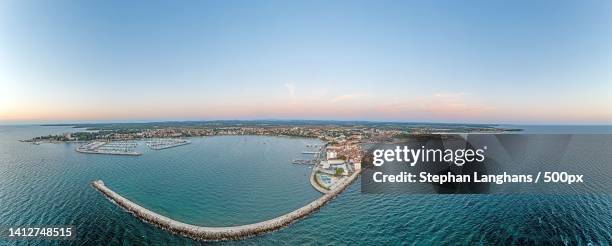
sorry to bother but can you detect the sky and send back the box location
[0,0,610,124]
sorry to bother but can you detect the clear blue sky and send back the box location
[0,0,610,124]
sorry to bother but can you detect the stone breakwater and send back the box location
[91,170,360,241]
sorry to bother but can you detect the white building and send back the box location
[322,159,345,169]
[326,151,338,160]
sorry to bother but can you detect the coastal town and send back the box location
[24,121,513,144]
[22,122,511,159]
[23,121,515,193]
[301,136,363,193]
[18,121,523,240]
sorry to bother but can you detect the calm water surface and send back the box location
[0,125,610,245]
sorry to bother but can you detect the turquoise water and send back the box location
[0,125,610,245]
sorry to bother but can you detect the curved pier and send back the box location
[92,170,360,241]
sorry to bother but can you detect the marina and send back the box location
[146,139,191,150]
[75,138,191,155]
[76,141,141,156]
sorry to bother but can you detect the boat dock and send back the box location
[76,141,141,156]
[146,139,191,150]
[292,159,315,165]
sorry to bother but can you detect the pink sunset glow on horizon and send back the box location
[1,90,610,124]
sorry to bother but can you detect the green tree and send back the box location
[335,168,344,176]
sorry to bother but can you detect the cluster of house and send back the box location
[319,144,362,176]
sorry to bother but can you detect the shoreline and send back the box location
[92,169,360,241]
[22,133,322,144]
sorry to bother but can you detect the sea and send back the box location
[0,125,610,245]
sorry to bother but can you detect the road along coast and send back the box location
[91,170,360,241]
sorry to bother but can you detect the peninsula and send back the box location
[24,120,519,144]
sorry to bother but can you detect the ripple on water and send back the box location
[0,127,610,244]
